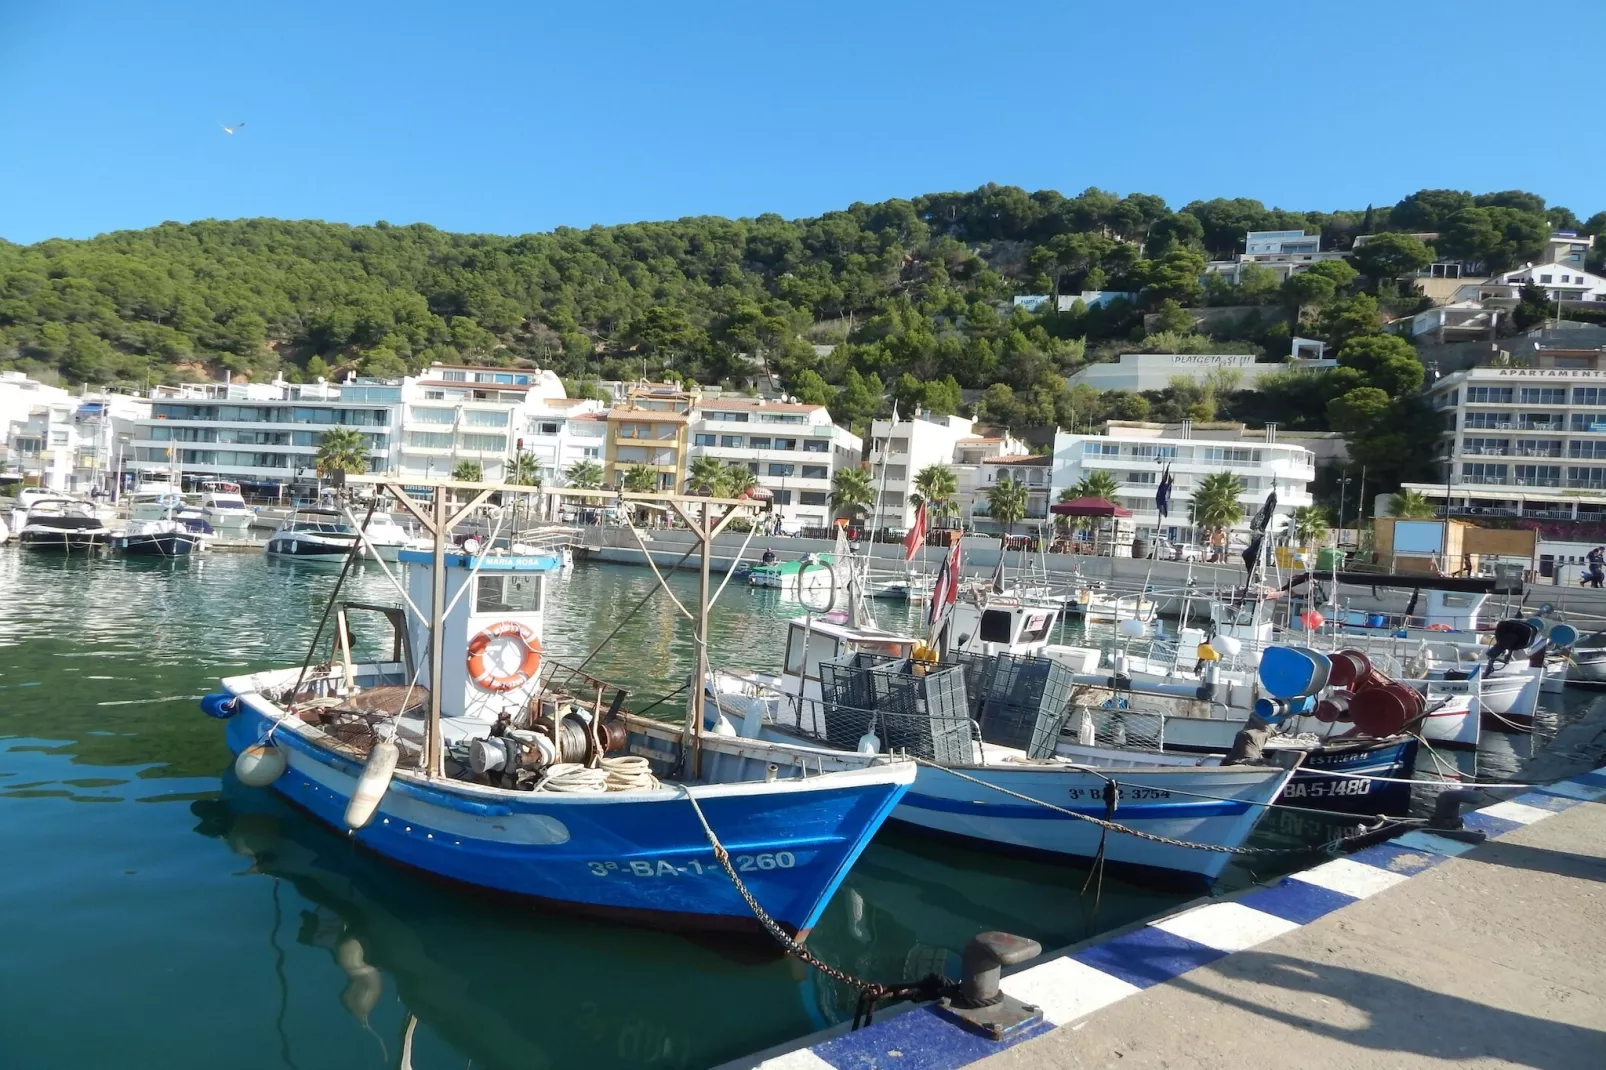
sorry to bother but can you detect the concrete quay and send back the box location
[727,770,1606,1070]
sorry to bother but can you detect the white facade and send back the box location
[130,378,400,496]
[397,365,565,482]
[1206,229,1350,284]
[1452,262,1606,305]
[969,456,1053,528]
[522,399,606,484]
[2,372,150,493]
[1050,423,1315,537]
[1403,344,1606,523]
[868,413,978,532]
[689,399,862,527]
[1067,352,1337,393]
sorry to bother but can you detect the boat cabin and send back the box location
[283,508,356,536]
[399,549,564,719]
[949,600,1060,656]
[782,615,913,683]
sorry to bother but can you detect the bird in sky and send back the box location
[219,121,246,135]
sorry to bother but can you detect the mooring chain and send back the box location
[913,758,1376,857]
[679,787,955,1026]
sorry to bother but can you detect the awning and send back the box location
[1049,496,1132,518]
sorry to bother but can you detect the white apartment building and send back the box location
[689,398,862,528]
[396,364,568,482]
[971,455,1053,529]
[1402,339,1606,523]
[2,371,151,493]
[1451,262,1606,306]
[522,398,606,484]
[1050,422,1315,539]
[130,378,399,496]
[867,413,979,532]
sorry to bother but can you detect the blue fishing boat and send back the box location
[203,483,912,940]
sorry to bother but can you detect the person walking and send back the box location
[1585,546,1604,588]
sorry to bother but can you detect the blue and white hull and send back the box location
[1275,736,1419,815]
[889,758,1292,888]
[220,694,911,939]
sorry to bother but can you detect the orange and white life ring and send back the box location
[465,621,542,692]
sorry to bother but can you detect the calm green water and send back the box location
[0,551,1185,1070]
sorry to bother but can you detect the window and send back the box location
[458,433,507,452]
[720,435,742,448]
[705,411,749,422]
[1463,411,1512,429]
[475,574,543,613]
[1462,437,1508,455]
[424,390,446,400]
[799,491,828,506]
[1540,274,1553,284]
[803,439,828,453]
[1201,446,1255,465]
[1519,388,1566,405]
[49,430,69,446]
[1126,471,1157,484]
[773,438,798,451]
[768,463,795,477]
[1569,467,1606,487]
[1462,463,1507,483]
[1514,464,1561,486]
[1575,388,1606,406]
[1571,413,1606,432]
[764,413,806,424]
[693,433,716,447]
[538,422,560,435]
[442,370,467,382]
[748,436,771,450]
[1570,440,1606,458]
[407,431,453,449]
[413,407,454,424]
[801,465,827,479]
[772,489,792,505]
[1466,387,1514,404]
[13,436,41,455]
[583,447,600,459]
[1083,442,1120,457]
[463,409,509,427]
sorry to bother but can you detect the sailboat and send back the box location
[201,479,913,939]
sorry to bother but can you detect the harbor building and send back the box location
[603,383,697,492]
[1050,421,1316,539]
[687,398,862,528]
[1401,335,1606,526]
[867,412,980,532]
[1,371,150,494]
[394,364,565,482]
[521,398,607,485]
[128,377,399,497]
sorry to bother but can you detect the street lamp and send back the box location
[1336,472,1353,547]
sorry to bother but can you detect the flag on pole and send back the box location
[1155,464,1174,520]
[1241,490,1279,578]
[903,501,927,562]
[928,539,962,626]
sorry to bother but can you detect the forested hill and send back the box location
[2,186,1601,437]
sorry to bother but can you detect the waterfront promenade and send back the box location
[731,770,1606,1070]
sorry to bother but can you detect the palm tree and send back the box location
[565,459,603,489]
[1292,504,1330,545]
[1192,472,1245,551]
[986,475,1029,537]
[911,464,959,521]
[505,452,541,487]
[830,466,874,524]
[451,461,483,482]
[622,464,658,493]
[1388,489,1436,519]
[686,454,726,495]
[717,463,759,499]
[1074,471,1121,502]
[314,427,369,479]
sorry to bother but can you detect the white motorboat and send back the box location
[127,477,186,524]
[194,480,255,535]
[0,514,9,545]
[18,498,112,552]
[264,508,359,560]
[356,512,429,563]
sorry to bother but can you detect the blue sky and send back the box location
[2,1,1601,245]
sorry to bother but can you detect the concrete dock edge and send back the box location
[716,767,1606,1070]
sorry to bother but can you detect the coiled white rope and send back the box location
[534,756,661,793]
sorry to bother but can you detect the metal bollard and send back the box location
[936,931,1046,1041]
[1427,788,1488,844]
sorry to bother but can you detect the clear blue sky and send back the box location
[3,0,1601,245]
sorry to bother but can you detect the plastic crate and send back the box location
[972,652,1076,759]
[818,656,973,765]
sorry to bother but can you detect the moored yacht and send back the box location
[194,480,255,535]
[264,508,359,560]
[18,497,113,552]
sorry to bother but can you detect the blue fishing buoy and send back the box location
[1550,623,1580,648]
[200,692,239,719]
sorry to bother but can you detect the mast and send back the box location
[687,500,713,778]
[426,487,448,778]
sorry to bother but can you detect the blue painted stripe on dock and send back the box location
[1071,926,1227,989]
[727,770,1606,1070]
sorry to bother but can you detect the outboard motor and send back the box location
[1488,618,1543,669]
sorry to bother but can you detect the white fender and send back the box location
[235,743,287,787]
[344,740,399,830]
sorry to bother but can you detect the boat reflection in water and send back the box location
[191,782,873,1070]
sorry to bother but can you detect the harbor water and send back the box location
[0,551,1592,1068]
